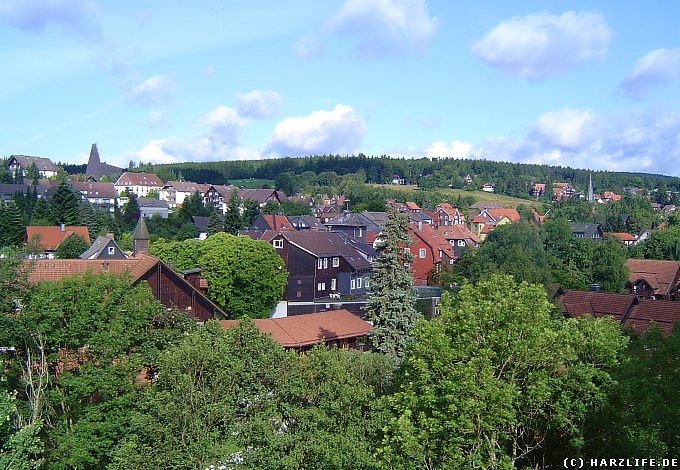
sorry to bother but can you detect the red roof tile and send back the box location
[220,309,372,348]
[24,253,159,284]
[558,290,637,322]
[486,208,521,222]
[263,214,294,230]
[405,201,420,210]
[115,172,164,187]
[26,226,91,251]
[608,232,637,242]
[626,259,680,297]
[625,300,680,336]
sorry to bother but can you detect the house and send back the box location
[435,225,480,257]
[325,211,384,244]
[404,201,420,212]
[662,204,677,214]
[315,205,341,224]
[470,201,504,211]
[79,235,127,260]
[483,208,521,224]
[481,182,495,193]
[220,309,372,351]
[203,184,236,213]
[85,144,122,181]
[602,191,622,203]
[470,215,493,236]
[624,301,680,336]
[237,188,286,206]
[625,259,680,301]
[571,223,603,239]
[0,183,29,203]
[114,172,164,198]
[192,216,211,240]
[159,181,211,208]
[434,203,465,226]
[8,155,59,179]
[25,253,222,321]
[25,225,91,259]
[408,224,457,285]
[391,174,405,185]
[250,213,294,231]
[288,215,327,231]
[71,181,117,212]
[607,232,638,247]
[252,230,373,313]
[138,198,169,218]
[531,183,546,198]
[463,174,473,185]
[552,182,575,201]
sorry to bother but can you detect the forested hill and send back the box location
[136,155,680,194]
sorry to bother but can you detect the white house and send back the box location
[114,172,164,198]
[481,182,495,193]
[159,181,211,208]
[8,155,59,179]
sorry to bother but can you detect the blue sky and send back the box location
[2,0,680,175]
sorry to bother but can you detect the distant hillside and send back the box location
[136,155,680,196]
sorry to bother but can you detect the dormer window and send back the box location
[273,239,283,249]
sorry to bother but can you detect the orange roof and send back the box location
[411,224,456,261]
[436,224,480,245]
[405,201,420,210]
[626,259,680,297]
[486,208,521,222]
[608,232,637,242]
[26,226,91,251]
[263,214,294,230]
[553,182,570,187]
[481,225,493,234]
[220,309,372,348]
[24,253,160,284]
[471,215,491,223]
[533,183,546,190]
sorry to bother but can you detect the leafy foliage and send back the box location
[54,233,89,259]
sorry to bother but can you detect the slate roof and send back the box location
[25,226,91,251]
[115,172,164,187]
[192,216,211,233]
[326,211,384,232]
[624,300,680,336]
[71,181,117,199]
[237,188,284,203]
[86,144,122,181]
[571,223,603,238]
[162,181,210,193]
[558,290,637,322]
[287,215,326,230]
[219,309,371,348]
[9,155,59,172]
[626,259,680,297]
[0,183,29,195]
[138,198,169,209]
[79,236,126,260]
[132,217,150,240]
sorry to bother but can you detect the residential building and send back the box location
[138,198,169,218]
[287,215,327,231]
[625,259,680,301]
[531,183,546,198]
[0,184,29,203]
[192,216,211,240]
[250,213,294,231]
[408,224,456,285]
[203,184,236,213]
[435,224,480,257]
[607,232,638,247]
[159,181,210,208]
[79,235,127,260]
[8,155,59,179]
[552,182,575,201]
[220,309,371,351]
[325,211,384,244]
[25,225,91,259]
[114,172,164,198]
[434,203,465,226]
[481,182,495,193]
[483,208,521,224]
[71,181,117,212]
[463,174,473,185]
[571,223,603,239]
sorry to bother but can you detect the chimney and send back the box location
[106,232,115,240]
[418,221,423,231]
[588,283,601,292]
[59,223,66,232]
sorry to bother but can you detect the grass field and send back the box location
[228,178,275,189]
[369,184,546,209]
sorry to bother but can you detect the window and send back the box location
[364,279,370,288]
[457,240,466,246]
[273,239,283,249]
[297,279,302,285]
[331,278,336,290]
[358,228,363,237]
[317,282,325,291]
[107,246,115,255]
[419,248,426,259]
[323,257,328,269]
[296,291,302,298]
[357,277,362,288]
[317,258,323,269]
[351,279,356,289]
[332,257,340,267]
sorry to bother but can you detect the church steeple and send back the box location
[587,173,594,203]
[86,143,103,180]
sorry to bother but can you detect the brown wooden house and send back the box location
[625,259,680,301]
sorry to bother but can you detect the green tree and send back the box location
[30,198,52,225]
[261,199,281,215]
[49,181,80,225]
[123,193,140,227]
[207,211,224,236]
[0,201,25,247]
[281,200,313,216]
[364,208,419,364]
[178,191,210,222]
[592,235,629,292]
[223,190,242,234]
[378,275,627,468]
[631,226,680,260]
[55,233,89,259]
[0,390,44,469]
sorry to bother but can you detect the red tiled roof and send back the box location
[486,208,521,222]
[25,253,159,284]
[405,201,420,210]
[626,259,680,297]
[471,215,491,223]
[624,300,680,336]
[115,172,164,187]
[533,183,546,190]
[435,224,480,246]
[220,309,372,348]
[25,226,91,251]
[263,214,294,230]
[558,290,637,322]
[608,232,637,242]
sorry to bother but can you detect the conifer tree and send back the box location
[123,193,140,227]
[55,233,89,259]
[223,190,242,234]
[0,201,25,247]
[50,181,80,225]
[364,208,419,364]
[207,211,224,236]
[31,197,52,225]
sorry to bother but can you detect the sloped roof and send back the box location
[163,181,210,193]
[237,188,283,203]
[79,236,126,260]
[138,198,169,208]
[132,216,150,240]
[0,183,29,195]
[72,181,117,199]
[25,226,91,251]
[219,309,371,348]
[262,214,294,230]
[486,208,521,222]
[86,144,122,180]
[412,224,456,261]
[9,155,59,172]
[436,224,480,245]
[626,259,680,296]
[405,201,420,210]
[115,172,164,187]
[470,201,504,210]
[571,223,602,238]
[326,211,383,232]
[558,290,637,322]
[192,216,211,233]
[624,300,680,336]
[287,215,326,230]
[25,253,158,284]
[608,232,637,242]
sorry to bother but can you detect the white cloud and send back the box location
[0,0,100,37]
[476,107,680,175]
[300,0,438,59]
[266,104,367,156]
[125,74,175,106]
[235,90,284,119]
[473,11,610,79]
[134,105,256,164]
[425,140,473,159]
[620,48,680,98]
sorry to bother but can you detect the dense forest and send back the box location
[134,155,680,196]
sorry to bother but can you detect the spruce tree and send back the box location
[0,201,25,247]
[223,190,243,234]
[364,208,420,364]
[124,193,140,227]
[207,211,224,236]
[31,197,52,225]
[50,181,80,225]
